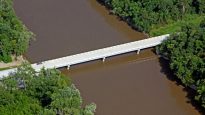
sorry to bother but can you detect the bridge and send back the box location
[0,34,169,78]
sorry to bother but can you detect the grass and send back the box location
[150,14,205,36]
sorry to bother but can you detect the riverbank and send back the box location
[0,56,27,70]
[150,14,205,36]
[13,0,203,114]
[65,57,202,115]
[98,0,205,111]
[0,0,33,64]
[98,0,205,36]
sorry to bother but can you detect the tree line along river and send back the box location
[13,0,203,114]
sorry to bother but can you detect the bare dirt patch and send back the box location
[0,56,27,69]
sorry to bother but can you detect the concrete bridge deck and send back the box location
[0,34,169,78]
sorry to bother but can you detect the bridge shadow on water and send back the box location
[60,48,156,76]
[158,57,205,114]
[60,48,205,114]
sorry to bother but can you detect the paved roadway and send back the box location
[0,34,169,78]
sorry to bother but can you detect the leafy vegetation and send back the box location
[99,0,205,36]
[0,0,33,63]
[0,64,96,115]
[150,14,205,36]
[157,20,205,108]
[99,0,205,108]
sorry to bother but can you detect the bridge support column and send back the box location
[137,49,140,54]
[102,57,106,62]
[67,65,70,70]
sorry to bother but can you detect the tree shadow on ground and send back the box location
[158,57,205,114]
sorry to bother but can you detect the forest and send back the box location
[99,0,205,36]
[1,0,205,112]
[100,0,205,109]
[0,64,96,115]
[157,19,205,108]
[0,0,33,63]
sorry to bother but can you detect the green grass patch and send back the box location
[150,14,205,36]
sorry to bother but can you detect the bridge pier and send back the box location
[137,49,140,54]
[102,57,106,62]
[67,65,70,70]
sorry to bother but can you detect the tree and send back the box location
[157,20,205,108]
[195,80,205,108]
[100,0,205,34]
[0,64,96,114]
[51,85,95,115]
[0,87,42,115]
[0,0,33,63]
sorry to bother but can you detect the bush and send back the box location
[0,0,33,63]
[0,64,96,115]
[100,0,205,35]
[157,19,205,108]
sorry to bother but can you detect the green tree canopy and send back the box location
[0,0,33,63]
[157,19,205,108]
[0,64,96,115]
[99,0,205,35]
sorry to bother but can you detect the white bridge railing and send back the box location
[0,34,169,78]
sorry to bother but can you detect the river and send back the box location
[14,0,202,115]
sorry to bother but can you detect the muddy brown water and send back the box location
[14,0,202,115]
